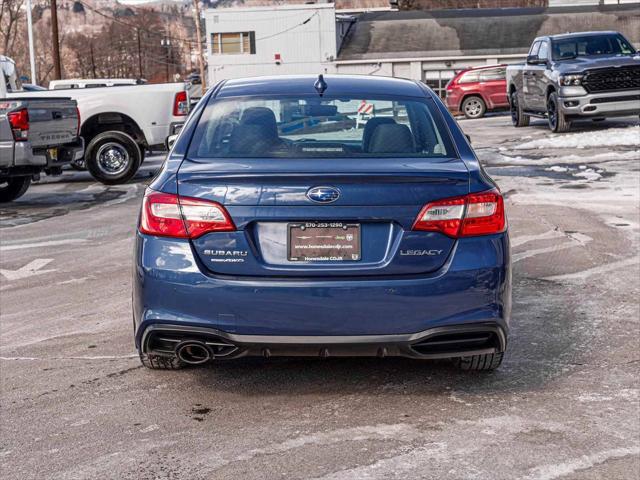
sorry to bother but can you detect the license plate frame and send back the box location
[287,222,361,262]
[47,148,58,161]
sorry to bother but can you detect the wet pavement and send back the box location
[1,115,639,480]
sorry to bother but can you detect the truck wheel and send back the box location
[547,92,571,133]
[453,352,504,371]
[139,352,185,370]
[85,131,141,185]
[461,96,486,119]
[510,91,529,127]
[0,177,31,203]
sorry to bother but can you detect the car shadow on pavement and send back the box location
[188,277,584,398]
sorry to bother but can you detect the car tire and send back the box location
[0,176,31,203]
[461,96,486,119]
[547,92,571,133]
[453,352,504,371]
[139,352,185,370]
[510,91,529,127]
[85,130,141,185]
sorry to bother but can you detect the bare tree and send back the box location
[0,0,26,55]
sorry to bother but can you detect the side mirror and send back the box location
[165,134,178,151]
[526,55,541,65]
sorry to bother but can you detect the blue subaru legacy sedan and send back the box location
[133,75,511,371]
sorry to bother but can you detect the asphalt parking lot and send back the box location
[1,115,639,480]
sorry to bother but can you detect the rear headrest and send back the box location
[363,117,396,152]
[367,124,415,154]
[240,107,279,138]
[229,124,278,155]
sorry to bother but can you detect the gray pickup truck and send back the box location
[506,31,640,132]
[1,57,84,202]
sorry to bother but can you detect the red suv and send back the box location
[445,65,509,119]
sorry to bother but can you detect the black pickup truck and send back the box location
[506,31,640,132]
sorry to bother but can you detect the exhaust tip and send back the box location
[176,340,212,365]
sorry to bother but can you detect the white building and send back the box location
[205,2,640,97]
[205,3,352,84]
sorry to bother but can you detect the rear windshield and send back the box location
[188,95,455,159]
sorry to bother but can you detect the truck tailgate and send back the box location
[5,98,78,148]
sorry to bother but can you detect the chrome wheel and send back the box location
[463,97,485,119]
[96,142,130,176]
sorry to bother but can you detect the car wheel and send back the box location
[139,352,185,370]
[510,91,529,127]
[547,92,571,133]
[85,130,142,185]
[461,96,486,119]
[0,176,31,203]
[453,352,504,371]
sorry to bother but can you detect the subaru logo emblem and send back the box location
[306,186,340,204]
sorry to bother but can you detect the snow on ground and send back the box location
[481,150,639,167]
[514,126,639,150]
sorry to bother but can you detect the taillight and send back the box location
[139,189,235,239]
[8,108,29,141]
[412,189,505,238]
[173,91,189,116]
[75,106,81,136]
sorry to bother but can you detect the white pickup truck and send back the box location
[4,59,189,184]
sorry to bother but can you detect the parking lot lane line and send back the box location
[522,445,640,480]
[0,355,138,361]
[0,258,55,281]
[512,241,583,263]
[511,229,566,248]
[544,256,640,282]
[0,238,87,252]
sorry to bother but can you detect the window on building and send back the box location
[211,32,256,55]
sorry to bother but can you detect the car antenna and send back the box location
[314,74,327,96]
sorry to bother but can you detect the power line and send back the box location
[76,0,204,46]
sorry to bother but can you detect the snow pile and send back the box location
[514,126,640,150]
[573,169,602,181]
[545,166,568,172]
[484,150,639,166]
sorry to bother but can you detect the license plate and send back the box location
[288,222,361,262]
[48,148,58,161]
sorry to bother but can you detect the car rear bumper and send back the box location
[559,89,640,118]
[140,322,507,360]
[133,232,511,353]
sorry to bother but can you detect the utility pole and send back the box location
[136,29,143,79]
[26,0,37,83]
[89,42,97,78]
[51,0,62,80]
[161,36,171,83]
[192,0,207,95]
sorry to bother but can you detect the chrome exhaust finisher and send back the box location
[175,340,212,365]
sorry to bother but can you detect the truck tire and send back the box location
[510,91,529,127]
[0,176,31,203]
[547,92,571,133]
[453,352,504,371]
[139,352,185,370]
[85,131,141,185]
[461,96,486,119]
